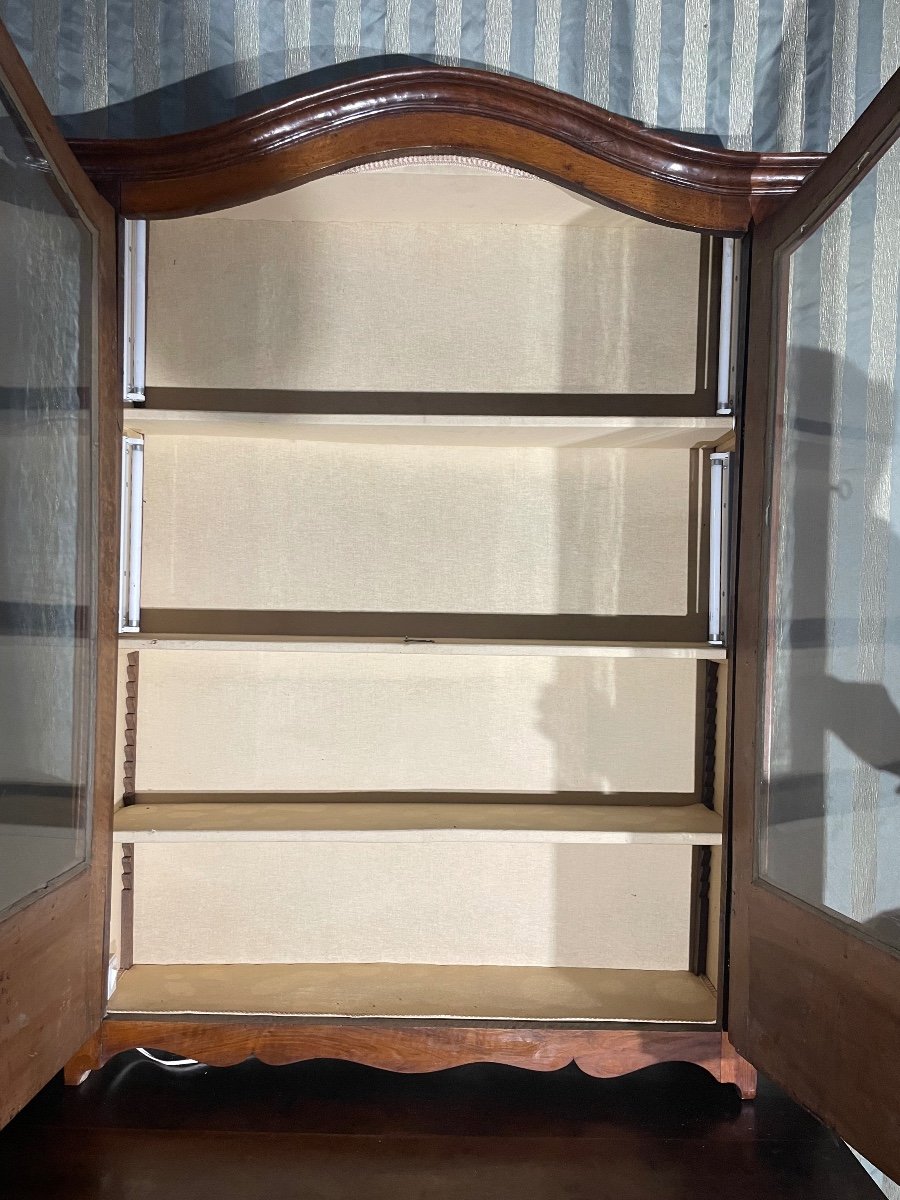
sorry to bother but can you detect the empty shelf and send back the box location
[137,433,707,625]
[127,410,732,449]
[113,801,722,845]
[108,962,718,1023]
[123,635,726,659]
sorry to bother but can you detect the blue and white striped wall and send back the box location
[0,0,897,150]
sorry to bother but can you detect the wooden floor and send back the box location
[0,1054,883,1199]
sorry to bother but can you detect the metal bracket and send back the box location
[118,434,144,633]
[708,451,732,645]
[717,237,739,417]
[123,219,147,404]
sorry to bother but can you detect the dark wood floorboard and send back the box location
[0,1056,883,1199]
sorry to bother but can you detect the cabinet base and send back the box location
[64,1021,756,1099]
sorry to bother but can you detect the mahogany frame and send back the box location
[58,61,840,1096]
[66,1022,756,1098]
[70,64,822,232]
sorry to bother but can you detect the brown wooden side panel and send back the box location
[65,1024,755,1098]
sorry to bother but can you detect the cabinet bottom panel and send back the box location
[66,1021,755,1098]
[107,962,716,1023]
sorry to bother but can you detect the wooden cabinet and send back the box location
[2,17,900,1182]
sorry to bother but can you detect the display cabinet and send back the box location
[2,18,899,1181]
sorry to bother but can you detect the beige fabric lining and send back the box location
[140,438,694,616]
[147,217,701,394]
[108,846,124,970]
[134,651,699,794]
[197,167,637,226]
[131,841,694,969]
[108,962,717,1022]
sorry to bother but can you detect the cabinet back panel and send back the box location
[134,650,698,794]
[131,841,694,969]
[147,214,703,395]
[140,437,698,617]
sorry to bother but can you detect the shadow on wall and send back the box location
[53,49,735,145]
[764,346,900,947]
[57,53,497,140]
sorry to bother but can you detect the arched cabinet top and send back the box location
[70,65,824,234]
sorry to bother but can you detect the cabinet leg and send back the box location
[63,1030,103,1086]
[719,1034,757,1099]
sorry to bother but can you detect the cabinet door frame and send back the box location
[0,22,119,1127]
[730,67,900,1180]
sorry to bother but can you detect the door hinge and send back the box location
[709,452,732,645]
[123,219,147,405]
[118,434,144,633]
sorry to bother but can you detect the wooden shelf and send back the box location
[113,801,722,845]
[107,962,718,1023]
[122,635,726,660]
[126,409,732,449]
[141,388,727,420]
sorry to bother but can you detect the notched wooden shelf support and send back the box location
[122,652,139,804]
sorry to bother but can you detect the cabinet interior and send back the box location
[108,160,734,1025]
[144,163,712,398]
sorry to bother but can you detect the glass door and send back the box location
[730,69,900,1181]
[0,22,119,1126]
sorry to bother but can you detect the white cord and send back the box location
[136,1047,202,1068]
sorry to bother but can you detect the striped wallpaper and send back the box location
[0,0,896,150]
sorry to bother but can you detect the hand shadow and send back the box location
[766,345,900,922]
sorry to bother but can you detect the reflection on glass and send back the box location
[761,136,900,953]
[0,86,96,912]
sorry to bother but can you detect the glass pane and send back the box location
[0,85,96,912]
[761,135,900,953]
